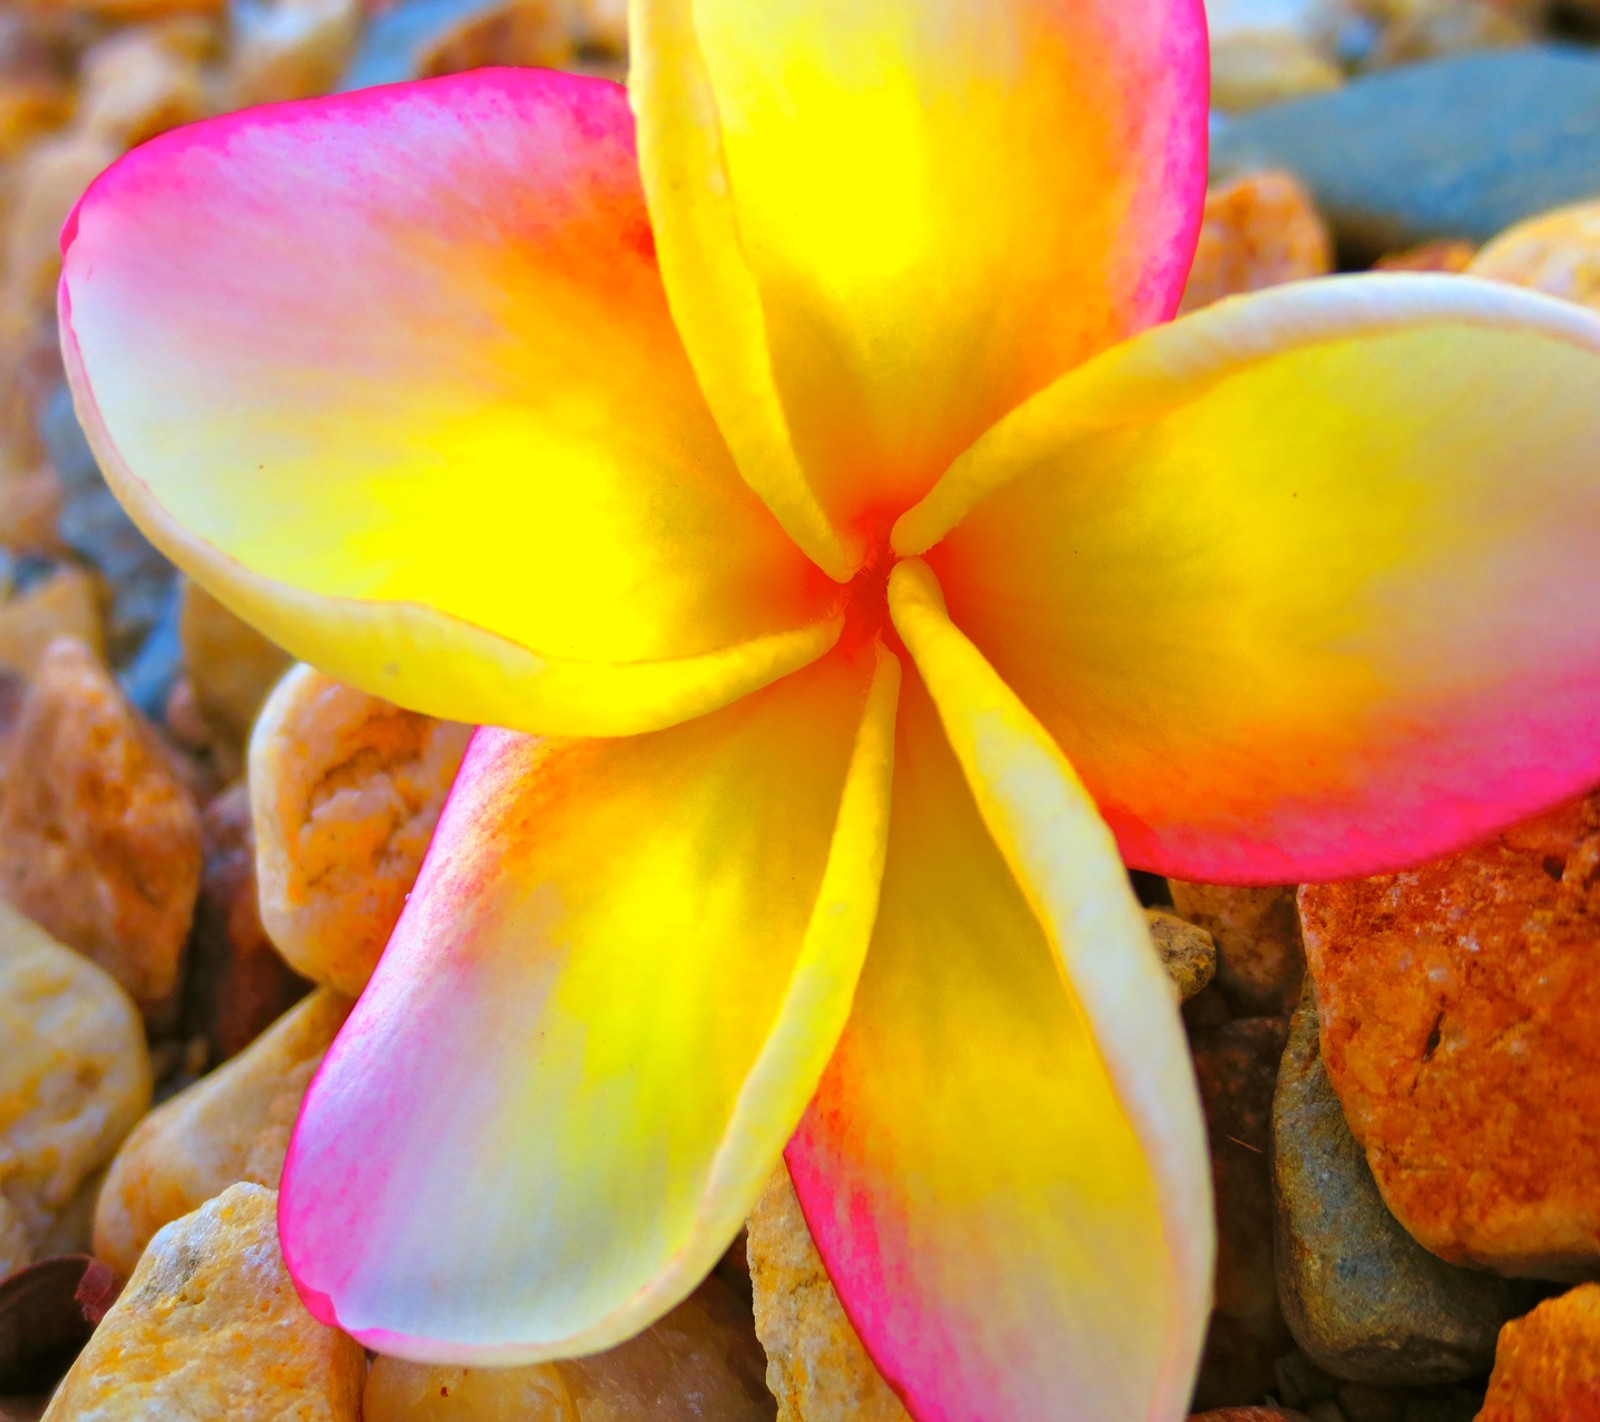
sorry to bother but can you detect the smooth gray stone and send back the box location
[1212,48,1600,257]
[1272,981,1529,1385]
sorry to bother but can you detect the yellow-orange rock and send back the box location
[1477,1284,1600,1421]
[1374,239,1479,272]
[45,1183,364,1421]
[177,581,292,773]
[1298,791,1600,1278]
[0,567,103,677]
[0,639,202,1020]
[1168,881,1306,1017]
[1469,200,1600,314]
[747,1165,910,1422]
[250,665,471,996]
[1179,171,1334,316]
[364,1277,773,1421]
[93,989,348,1278]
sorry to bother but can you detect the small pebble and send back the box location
[0,566,103,678]
[1180,170,1334,315]
[1168,882,1307,1017]
[1476,1283,1600,1420]
[1468,198,1600,311]
[225,0,362,107]
[1206,0,1349,111]
[1147,907,1219,1002]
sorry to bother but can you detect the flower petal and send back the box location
[61,69,837,737]
[900,274,1600,882]
[631,0,1208,542]
[280,644,900,1362]
[786,562,1211,1422]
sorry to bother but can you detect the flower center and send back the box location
[837,540,899,654]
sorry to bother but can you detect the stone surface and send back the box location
[747,1165,910,1422]
[45,1183,364,1421]
[341,0,569,89]
[1272,983,1528,1384]
[0,898,150,1267]
[1194,1016,1295,1410]
[0,567,103,678]
[1206,0,1351,111]
[1468,198,1600,311]
[1373,238,1479,270]
[364,1277,774,1421]
[0,638,201,1021]
[1169,883,1306,1017]
[1147,907,1219,1002]
[1298,791,1600,1278]
[1477,1284,1600,1420]
[251,665,471,996]
[177,580,291,775]
[225,0,362,107]
[1180,169,1334,315]
[77,20,213,147]
[2,130,119,327]
[1190,1411,1314,1421]
[93,988,348,1279]
[1211,49,1600,258]
[1364,0,1534,68]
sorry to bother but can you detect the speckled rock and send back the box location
[1169,882,1306,1017]
[364,1278,773,1421]
[93,989,348,1278]
[45,1183,363,1420]
[177,581,291,775]
[0,568,103,678]
[0,639,201,1021]
[1147,908,1219,1003]
[1272,984,1527,1384]
[1180,170,1334,315]
[0,899,151,1269]
[1298,791,1600,1278]
[1477,1284,1600,1421]
[251,665,471,996]
[1468,200,1600,313]
[747,1165,910,1422]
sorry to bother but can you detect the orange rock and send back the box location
[0,566,104,677]
[1469,200,1600,314]
[1477,1284,1600,1421]
[1168,882,1306,1017]
[1374,239,1479,272]
[1179,171,1333,316]
[0,639,202,1022]
[1298,791,1600,1278]
[177,580,292,775]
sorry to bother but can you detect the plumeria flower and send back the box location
[57,0,1600,1414]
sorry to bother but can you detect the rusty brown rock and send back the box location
[1180,171,1334,316]
[1476,1284,1600,1421]
[1298,791,1600,1278]
[0,639,201,1021]
[1169,882,1307,1017]
[1468,200,1600,314]
[1147,907,1218,1003]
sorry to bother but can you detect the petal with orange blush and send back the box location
[62,70,836,737]
[902,275,1600,882]
[632,0,1208,543]
[786,564,1211,1422]
[281,645,899,1363]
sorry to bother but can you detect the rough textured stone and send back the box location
[1210,50,1600,258]
[364,1278,773,1421]
[1477,1284,1600,1421]
[1468,199,1600,312]
[93,989,348,1279]
[1169,882,1306,1017]
[45,1183,364,1421]
[0,899,150,1267]
[0,568,103,678]
[177,581,291,775]
[251,665,471,996]
[1193,1017,1294,1410]
[1298,791,1600,1278]
[0,639,202,1021]
[1272,984,1528,1384]
[748,1165,910,1422]
[1180,170,1334,315]
[1147,907,1219,1003]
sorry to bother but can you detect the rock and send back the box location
[0,17,71,164]
[1468,199,1600,312]
[1190,1411,1314,1421]
[747,1165,910,1422]
[0,898,151,1266]
[0,638,201,1021]
[177,580,291,774]
[116,581,184,725]
[45,1183,364,1421]
[1210,49,1600,259]
[0,567,103,678]
[76,20,214,148]
[93,989,348,1279]
[1193,1017,1294,1410]
[0,1255,114,1396]
[1373,239,1478,271]
[1206,0,1350,112]
[251,665,471,997]
[225,0,362,107]
[1180,170,1334,315]
[363,1277,773,1421]
[1477,1284,1600,1420]
[1168,883,1306,1017]
[1363,0,1534,68]
[1147,907,1218,1002]
[340,0,567,90]
[576,0,626,53]
[1298,791,1600,1279]
[0,1197,27,1279]
[1,130,120,328]
[1272,983,1528,1384]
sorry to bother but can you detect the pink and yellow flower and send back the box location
[58,1,1600,1416]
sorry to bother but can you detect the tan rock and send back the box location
[224,0,362,107]
[1169,882,1306,1017]
[364,1277,772,1421]
[0,898,150,1263]
[748,1164,909,1422]
[177,580,291,774]
[0,1192,30,1278]
[1298,790,1600,1278]
[576,0,627,54]
[1364,0,1533,67]
[0,639,202,1021]
[77,20,214,148]
[45,1183,364,1420]
[0,567,103,677]
[0,464,63,558]
[1374,239,1479,272]
[1476,1284,1600,1421]
[417,0,574,78]
[1468,200,1600,314]
[0,79,70,164]
[1207,0,1348,112]
[1147,907,1218,1003]
[1180,171,1334,316]
[251,665,471,996]
[93,988,348,1278]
